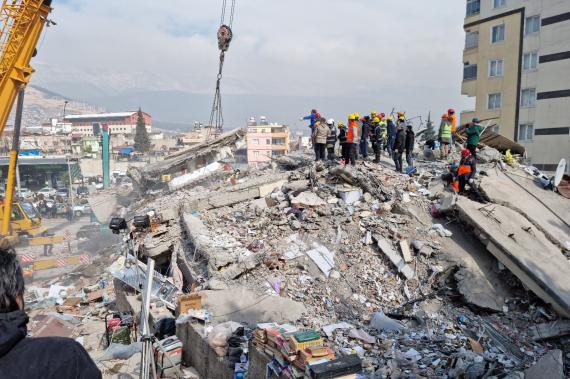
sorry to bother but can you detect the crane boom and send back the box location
[0,0,52,137]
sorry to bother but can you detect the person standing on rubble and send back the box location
[312,121,329,161]
[371,117,383,163]
[338,121,348,164]
[378,113,388,154]
[392,122,406,173]
[448,108,457,144]
[465,117,483,159]
[0,250,102,378]
[301,109,318,134]
[386,116,396,156]
[325,119,337,161]
[346,114,359,166]
[439,113,452,160]
[359,115,371,160]
[405,123,415,168]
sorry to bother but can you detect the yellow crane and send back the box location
[0,0,53,243]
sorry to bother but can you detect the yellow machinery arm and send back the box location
[0,0,52,236]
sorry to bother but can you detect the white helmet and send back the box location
[326,118,334,125]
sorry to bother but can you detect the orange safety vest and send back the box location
[458,164,472,176]
[347,120,357,142]
[452,180,459,193]
[450,114,457,133]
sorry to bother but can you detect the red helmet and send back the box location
[316,113,321,119]
[380,112,386,118]
[461,149,471,157]
[448,108,455,114]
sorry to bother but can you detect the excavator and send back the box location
[0,0,56,247]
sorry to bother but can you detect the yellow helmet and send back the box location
[398,116,405,121]
[354,113,360,118]
[338,122,344,127]
[373,117,380,123]
[348,114,356,121]
[387,116,394,121]
[371,111,377,116]
[397,111,405,117]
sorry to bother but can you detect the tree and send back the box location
[134,108,151,152]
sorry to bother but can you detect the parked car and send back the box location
[76,186,90,196]
[56,188,69,198]
[19,188,34,199]
[37,187,57,197]
[72,203,92,217]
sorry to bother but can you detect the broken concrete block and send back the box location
[524,349,564,379]
[529,320,570,341]
[477,146,502,163]
[399,240,413,263]
[375,238,414,280]
[370,312,405,332]
[291,191,326,208]
[439,193,457,214]
[338,188,363,205]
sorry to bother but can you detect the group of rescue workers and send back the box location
[302,108,489,203]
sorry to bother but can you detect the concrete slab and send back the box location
[456,197,570,317]
[375,237,415,280]
[480,169,570,247]
[199,287,306,325]
[524,349,565,379]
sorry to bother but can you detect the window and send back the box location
[489,59,504,77]
[466,0,480,16]
[523,52,538,71]
[518,124,534,141]
[493,0,506,8]
[253,151,259,158]
[488,93,502,109]
[252,139,259,145]
[465,32,479,49]
[266,139,271,145]
[491,24,505,43]
[490,125,500,134]
[525,16,540,35]
[521,88,537,107]
[463,64,478,80]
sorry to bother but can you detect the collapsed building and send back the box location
[23,130,570,378]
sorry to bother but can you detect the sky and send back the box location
[33,0,473,131]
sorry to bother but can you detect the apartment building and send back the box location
[462,0,570,171]
[246,116,291,166]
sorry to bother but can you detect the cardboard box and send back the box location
[176,293,201,315]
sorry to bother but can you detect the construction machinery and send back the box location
[0,0,54,245]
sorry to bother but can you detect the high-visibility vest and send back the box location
[458,164,472,176]
[441,122,452,139]
[450,114,457,133]
[452,180,459,193]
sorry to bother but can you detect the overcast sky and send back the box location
[33,0,473,129]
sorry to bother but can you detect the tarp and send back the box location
[119,146,134,155]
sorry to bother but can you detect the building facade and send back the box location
[64,111,152,137]
[246,117,291,165]
[461,0,570,171]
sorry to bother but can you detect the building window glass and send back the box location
[493,0,506,9]
[523,52,538,71]
[488,93,502,110]
[491,24,505,43]
[525,16,540,35]
[266,139,271,145]
[465,32,479,49]
[466,0,480,16]
[253,151,259,158]
[490,125,500,134]
[489,59,504,77]
[463,64,478,81]
[518,124,534,141]
[253,139,259,145]
[521,88,537,107]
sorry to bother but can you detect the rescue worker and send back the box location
[392,122,406,173]
[346,114,359,167]
[338,122,348,164]
[448,108,457,143]
[439,113,452,160]
[312,121,329,161]
[360,115,371,159]
[371,117,382,163]
[378,113,388,154]
[325,119,337,161]
[457,149,488,203]
[465,117,483,159]
[405,123,415,168]
[386,116,397,156]
[301,109,318,134]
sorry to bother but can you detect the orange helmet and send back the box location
[442,113,449,119]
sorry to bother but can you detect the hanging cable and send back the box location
[209,0,236,139]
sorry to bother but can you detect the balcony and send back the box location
[463,64,477,81]
[466,0,480,17]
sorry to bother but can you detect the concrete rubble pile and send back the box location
[24,141,570,378]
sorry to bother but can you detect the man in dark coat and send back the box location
[405,124,415,167]
[0,250,101,379]
[392,124,406,173]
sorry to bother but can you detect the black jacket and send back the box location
[405,130,415,152]
[0,311,101,379]
[326,125,337,148]
[338,125,347,144]
[360,121,370,142]
[393,128,406,153]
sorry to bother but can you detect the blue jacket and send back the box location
[387,120,397,139]
[303,114,317,133]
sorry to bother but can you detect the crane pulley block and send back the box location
[217,25,233,52]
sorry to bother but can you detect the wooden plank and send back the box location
[399,240,413,263]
